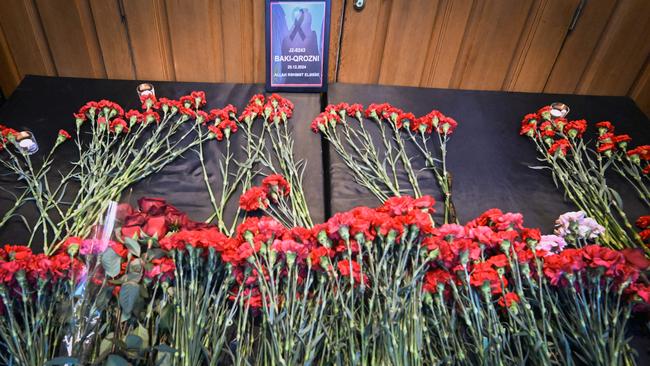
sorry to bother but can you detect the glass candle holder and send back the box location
[136,83,155,100]
[550,102,570,118]
[15,130,39,154]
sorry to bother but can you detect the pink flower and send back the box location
[80,239,110,255]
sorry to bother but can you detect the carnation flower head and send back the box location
[537,235,567,254]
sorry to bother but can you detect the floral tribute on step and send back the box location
[0,93,648,365]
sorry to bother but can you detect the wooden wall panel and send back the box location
[35,0,106,78]
[630,60,650,116]
[544,0,617,93]
[221,0,255,83]
[450,0,534,90]
[503,0,579,92]
[378,0,440,86]
[328,0,344,82]
[0,0,55,80]
[337,0,392,83]
[165,0,224,82]
[89,0,135,79]
[576,0,650,95]
[0,23,21,96]
[0,0,647,116]
[252,0,266,82]
[420,0,473,88]
[122,0,175,81]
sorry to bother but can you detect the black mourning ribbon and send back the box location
[289,9,306,41]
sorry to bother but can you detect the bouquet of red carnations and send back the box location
[519,105,650,255]
[1,194,648,365]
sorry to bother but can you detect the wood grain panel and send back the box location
[35,0,106,78]
[420,0,473,88]
[577,0,650,95]
[328,0,344,82]
[629,59,650,117]
[0,0,647,114]
[90,0,135,79]
[503,0,579,92]
[450,0,534,90]
[378,0,440,86]
[544,0,617,93]
[252,0,266,82]
[0,0,55,77]
[122,0,175,81]
[166,0,224,82]
[0,24,21,96]
[221,0,255,82]
[337,0,392,83]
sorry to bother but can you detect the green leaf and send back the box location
[155,350,173,366]
[155,344,177,353]
[125,334,143,350]
[124,237,141,257]
[101,247,122,278]
[106,354,130,366]
[119,282,140,315]
[45,357,79,365]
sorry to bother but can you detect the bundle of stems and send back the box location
[520,109,647,255]
[312,102,458,223]
[0,92,216,255]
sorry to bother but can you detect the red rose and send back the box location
[124,211,147,227]
[121,226,142,239]
[143,216,168,238]
[138,197,167,216]
[116,203,134,221]
[110,242,129,258]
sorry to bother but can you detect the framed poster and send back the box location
[266,0,331,92]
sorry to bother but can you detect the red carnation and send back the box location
[498,292,520,308]
[239,187,269,211]
[337,259,368,285]
[563,119,587,138]
[548,139,570,156]
[637,215,650,229]
[595,121,614,134]
[262,174,291,198]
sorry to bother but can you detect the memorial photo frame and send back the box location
[265,0,331,92]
